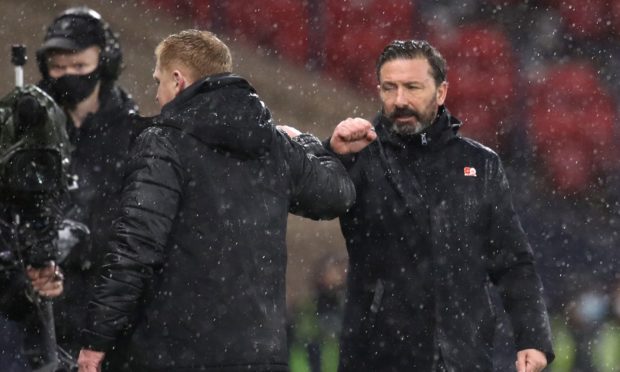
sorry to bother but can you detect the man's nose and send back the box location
[55,68,77,77]
[395,88,408,107]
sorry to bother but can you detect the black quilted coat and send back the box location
[82,74,356,371]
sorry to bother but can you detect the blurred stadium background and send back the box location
[1,1,619,370]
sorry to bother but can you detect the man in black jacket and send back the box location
[36,6,139,369]
[77,30,356,372]
[326,40,554,371]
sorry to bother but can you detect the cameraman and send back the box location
[36,6,139,369]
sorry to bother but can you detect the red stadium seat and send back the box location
[527,61,617,193]
[430,23,518,150]
[545,140,594,194]
[322,0,417,92]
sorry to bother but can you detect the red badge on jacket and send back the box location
[464,167,477,177]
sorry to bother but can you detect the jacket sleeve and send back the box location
[81,127,184,352]
[485,156,555,363]
[283,132,356,220]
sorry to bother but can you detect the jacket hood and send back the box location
[156,73,274,158]
[376,105,462,150]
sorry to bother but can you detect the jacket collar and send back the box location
[66,85,136,137]
[154,73,274,159]
[160,73,253,115]
[375,105,461,150]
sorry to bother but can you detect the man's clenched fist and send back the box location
[329,118,377,155]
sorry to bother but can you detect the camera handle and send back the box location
[11,214,60,372]
[11,44,27,88]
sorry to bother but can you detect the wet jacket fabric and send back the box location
[81,74,356,371]
[43,84,139,359]
[334,107,554,372]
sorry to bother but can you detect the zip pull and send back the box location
[370,279,385,313]
[421,132,428,146]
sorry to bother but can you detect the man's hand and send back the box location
[329,118,377,155]
[26,262,63,298]
[277,125,302,138]
[78,349,105,372]
[516,348,547,372]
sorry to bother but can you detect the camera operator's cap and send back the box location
[39,9,106,53]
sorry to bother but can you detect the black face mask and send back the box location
[49,68,101,109]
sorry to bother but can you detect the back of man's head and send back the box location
[156,30,232,82]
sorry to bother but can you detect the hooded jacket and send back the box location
[82,74,355,371]
[335,107,554,371]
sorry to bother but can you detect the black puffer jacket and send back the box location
[82,74,356,371]
[335,107,554,372]
[43,83,139,358]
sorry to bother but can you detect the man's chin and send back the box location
[391,119,423,136]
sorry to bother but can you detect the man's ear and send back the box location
[436,81,448,106]
[173,70,186,93]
